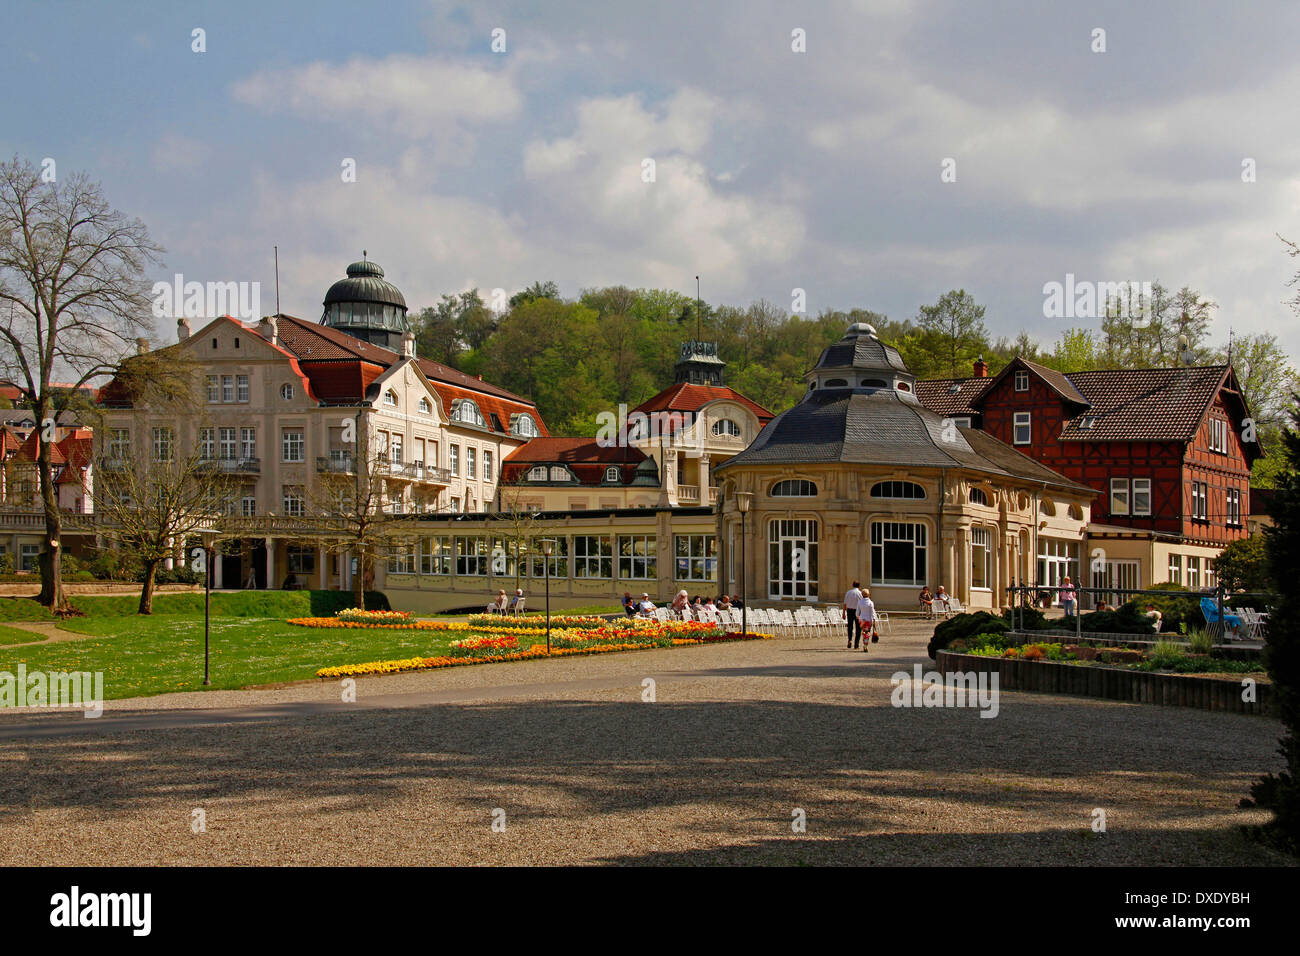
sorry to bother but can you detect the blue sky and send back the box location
[4,0,1298,357]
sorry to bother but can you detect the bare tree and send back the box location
[0,156,163,609]
[91,448,227,614]
[492,479,548,591]
[306,432,434,608]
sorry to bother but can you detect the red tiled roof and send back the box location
[501,438,648,486]
[1057,366,1231,442]
[273,315,547,436]
[632,382,775,423]
[919,360,1240,444]
[913,377,993,417]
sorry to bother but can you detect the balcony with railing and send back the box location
[675,485,719,506]
[383,460,453,485]
[198,457,261,474]
[316,452,356,475]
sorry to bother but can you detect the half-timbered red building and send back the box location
[916,357,1260,595]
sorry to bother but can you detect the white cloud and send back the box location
[232,54,522,136]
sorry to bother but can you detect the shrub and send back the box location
[0,553,13,575]
[89,551,130,580]
[927,611,1008,659]
[1145,582,1202,633]
[1187,629,1215,655]
[1148,639,1188,669]
[1003,605,1053,631]
[1063,601,1157,635]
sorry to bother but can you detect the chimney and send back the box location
[973,356,988,378]
[401,330,415,358]
[135,337,150,355]
[258,315,277,345]
[177,317,191,341]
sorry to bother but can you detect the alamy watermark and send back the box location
[1,664,103,718]
[1042,274,1152,323]
[151,274,262,321]
[595,403,706,453]
[891,664,999,718]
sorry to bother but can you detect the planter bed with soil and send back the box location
[936,648,1272,715]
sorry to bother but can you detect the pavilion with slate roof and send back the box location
[713,323,1094,610]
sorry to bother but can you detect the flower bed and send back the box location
[336,608,412,624]
[315,622,771,679]
[466,613,613,630]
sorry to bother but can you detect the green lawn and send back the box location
[0,590,470,700]
[0,614,471,700]
[0,623,41,646]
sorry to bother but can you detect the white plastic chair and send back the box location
[946,597,965,616]
[653,607,671,624]
[875,609,891,634]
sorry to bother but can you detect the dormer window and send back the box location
[511,413,538,437]
[604,466,620,482]
[527,465,548,481]
[418,397,432,414]
[712,419,741,438]
[1080,415,1097,430]
[453,399,485,427]
[383,389,398,408]
[549,466,571,482]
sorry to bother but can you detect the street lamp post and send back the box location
[736,492,753,637]
[202,532,216,686]
[542,538,556,654]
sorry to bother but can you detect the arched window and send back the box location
[825,378,848,387]
[1040,498,1057,517]
[383,389,398,408]
[604,466,620,482]
[527,465,548,481]
[712,419,741,438]
[453,399,484,427]
[549,466,571,482]
[896,382,912,392]
[280,383,294,401]
[418,397,432,414]
[871,481,926,500]
[770,479,818,497]
[969,488,989,506]
[860,378,888,388]
[512,413,538,438]
[1068,503,1084,520]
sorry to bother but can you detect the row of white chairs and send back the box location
[1237,606,1269,640]
[648,604,890,639]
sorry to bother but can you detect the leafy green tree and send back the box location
[508,280,560,309]
[1241,401,1300,854]
[1213,535,1272,592]
[909,289,990,379]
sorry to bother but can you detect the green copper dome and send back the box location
[321,255,411,350]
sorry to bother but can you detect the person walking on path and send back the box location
[1059,576,1077,618]
[857,588,879,651]
[843,580,864,649]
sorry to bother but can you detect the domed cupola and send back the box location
[322,254,411,351]
[807,322,918,401]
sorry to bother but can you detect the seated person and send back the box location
[638,593,656,614]
[918,586,933,614]
[622,591,637,617]
[1143,604,1163,630]
[507,589,524,612]
[934,585,950,611]
[718,595,732,610]
[282,572,299,590]
[671,590,690,614]
[730,594,744,609]
[703,597,717,611]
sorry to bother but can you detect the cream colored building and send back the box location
[97,258,548,589]
[713,324,1096,611]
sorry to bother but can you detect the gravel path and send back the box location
[0,621,1291,866]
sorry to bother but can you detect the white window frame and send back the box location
[618,534,656,580]
[1013,412,1031,445]
[870,521,927,587]
[281,486,304,517]
[970,527,992,591]
[527,465,548,481]
[237,374,249,402]
[1014,370,1029,392]
[1131,478,1151,516]
[282,429,304,463]
[1110,478,1130,516]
